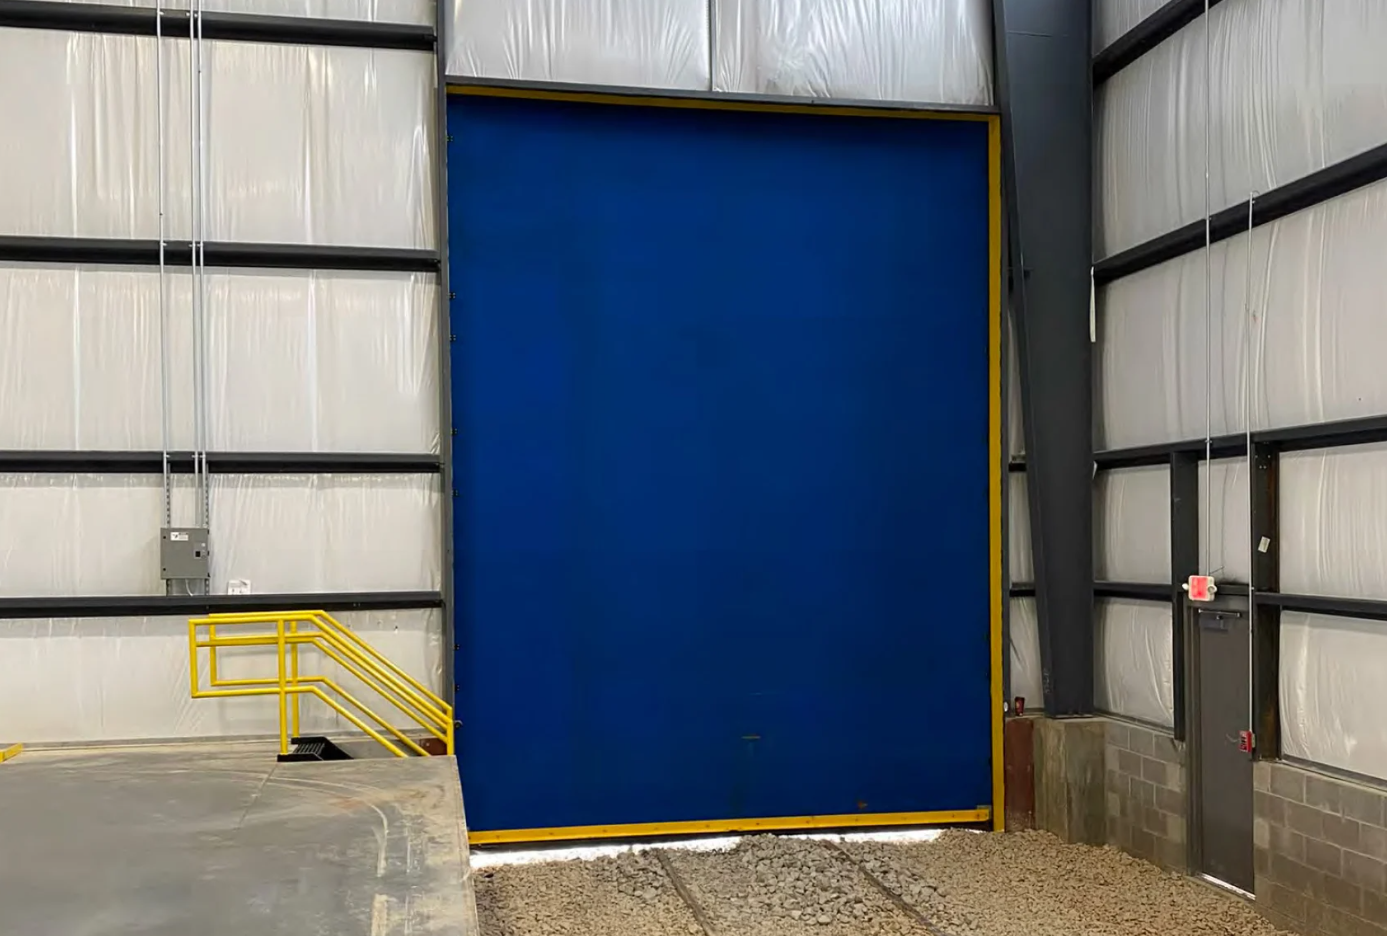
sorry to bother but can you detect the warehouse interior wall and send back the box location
[1083,1,1387,926]
[1092,0,1387,786]
[45,0,433,18]
[3,0,997,749]
[446,0,995,107]
[0,7,442,744]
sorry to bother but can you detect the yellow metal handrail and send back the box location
[188,610,454,759]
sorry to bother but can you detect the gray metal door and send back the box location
[1191,600,1254,892]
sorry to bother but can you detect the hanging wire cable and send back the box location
[196,0,211,549]
[157,0,171,534]
[1201,0,1213,576]
[1245,190,1256,727]
[185,0,210,595]
[1243,4,1259,735]
[188,0,200,529]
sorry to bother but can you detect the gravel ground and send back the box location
[475,831,1292,936]
[475,849,701,936]
[841,831,1289,936]
[662,834,920,936]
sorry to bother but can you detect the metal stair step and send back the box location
[277,736,353,763]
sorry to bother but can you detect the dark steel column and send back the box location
[1250,443,1281,759]
[434,1,456,704]
[1169,452,1200,741]
[991,1,1094,715]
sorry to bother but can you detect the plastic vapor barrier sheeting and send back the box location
[1199,458,1250,584]
[1281,444,1387,600]
[0,610,444,745]
[1095,598,1175,727]
[0,264,438,453]
[210,474,440,594]
[0,476,168,598]
[0,28,435,247]
[202,271,439,454]
[448,0,711,90]
[1092,0,1169,53]
[1009,472,1032,583]
[0,473,440,597]
[44,0,434,21]
[1096,0,1387,258]
[1009,596,1042,711]
[1093,465,1170,583]
[712,0,993,105]
[1280,612,1387,782]
[445,0,994,105]
[1007,312,1024,457]
[1098,176,1387,449]
[1096,237,1250,450]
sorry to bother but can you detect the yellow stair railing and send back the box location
[188,610,453,758]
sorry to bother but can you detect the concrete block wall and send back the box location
[1034,717,1107,846]
[1255,761,1387,936]
[1104,720,1187,872]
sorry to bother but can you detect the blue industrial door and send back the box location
[448,91,998,840]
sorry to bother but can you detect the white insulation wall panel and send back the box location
[0,264,438,454]
[46,0,433,21]
[448,0,710,90]
[712,0,993,105]
[1096,237,1251,450]
[193,41,436,248]
[1281,612,1387,782]
[1093,0,1168,53]
[204,270,440,454]
[1009,596,1042,711]
[1281,444,1387,600]
[1095,598,1175,727]
[0,473,439,597]
[1009,472,1032,584]
[0,610,444,745]
[1096,0,1387,258]
[1200,458,1250,584]
[1007,312,1024,457]
[0,29,435,248]
[0,264,175,452]
[1094,465,1170,583]
[0,29,160,240]
[208,474,441,595]
[0,475,168,597]
[1098,176,1387,449]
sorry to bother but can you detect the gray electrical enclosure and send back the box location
[161,528,210,581]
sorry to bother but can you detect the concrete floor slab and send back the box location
[0,744,478,936]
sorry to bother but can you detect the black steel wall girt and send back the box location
[1092,0,1226,85]
[0,0,435,51]
[1095,140,1387,285]
[0,236,440,274]
[0,591,444,620]
[0,451,441,474]
[1082,414,1387,472]
[1256,592,1387,622]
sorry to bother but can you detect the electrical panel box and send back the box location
[161,527,210,580]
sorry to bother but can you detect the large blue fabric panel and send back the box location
[449,94,992,834]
